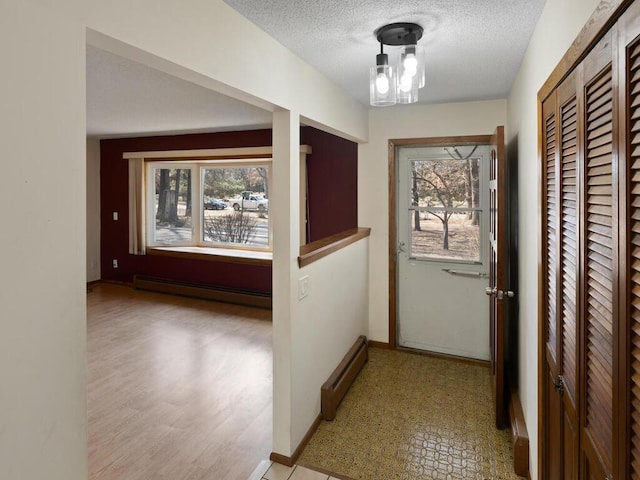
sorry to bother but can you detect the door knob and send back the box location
[485,287,496,296]
[553,375,564,394]
[496,290,515,300]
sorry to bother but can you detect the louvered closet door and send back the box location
[621,3,640,479]
[543,69,582,480]
[545,95,559,369]
[581,30,617,480]
[628,34,640,480]
[542,91,563,480]
[558,69,580,480]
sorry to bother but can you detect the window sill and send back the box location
[146,227,371,269]
[147,246,272,267]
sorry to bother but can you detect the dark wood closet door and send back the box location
[542,90,563,480]
[558,68,581,480]
[620,3,640,479]
[489,126,508,429]
[580,30,616,480]
[543,68,582,480]
[540,3,640,479]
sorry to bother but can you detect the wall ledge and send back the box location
[298,227,371,268]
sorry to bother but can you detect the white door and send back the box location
[397,144,491,360]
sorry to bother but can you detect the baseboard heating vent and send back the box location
[321,335,368,421]
[509,389,529,478]
[133,275,271,309]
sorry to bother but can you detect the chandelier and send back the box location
[370,23,425,107]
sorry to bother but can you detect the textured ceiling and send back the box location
[86,0,545,138]
[86,46,272,138]
[224,0,545,105]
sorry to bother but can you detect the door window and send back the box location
[407,149,484,264]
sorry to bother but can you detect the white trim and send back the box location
[130,145,311,256]
[123,145,312,159]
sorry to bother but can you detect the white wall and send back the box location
[0,0,368,472]
[272,109,369,454]
[4,0,371,474]
[272,109,300,456]
[506,1,600,479]
[87,138,101,282]
[0,2,87,479]
[359,100,508,342]
[85,0,368,143]
[292,239,369,448]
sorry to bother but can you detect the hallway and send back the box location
[299,349,520,480]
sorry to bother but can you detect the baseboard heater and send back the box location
[509,389,530,478]
[321,335,368,421]
[133,275,271,309]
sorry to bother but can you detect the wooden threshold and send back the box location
[396,346,491,368]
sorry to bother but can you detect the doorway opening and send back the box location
[388,135,493,358]
[389,128,511,430]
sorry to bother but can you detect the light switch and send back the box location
[113,211,119,221]
[298,275,309,300]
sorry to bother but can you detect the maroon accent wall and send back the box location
[99,127,357,293]
[301,128,358,242]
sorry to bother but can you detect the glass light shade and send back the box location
[401,44,425,89]
[370,65,397,106]
[396,54,419,103]
[397,80,418,103]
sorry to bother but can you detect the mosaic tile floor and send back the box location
[299,348,522,480]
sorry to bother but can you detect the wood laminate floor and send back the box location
[87,283,272,480]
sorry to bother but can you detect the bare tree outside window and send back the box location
[409,148,482,262]
[154,167,192,243]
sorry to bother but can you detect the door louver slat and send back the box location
[584,66,614,470]
[546,113,558,360]
[561,95,578,400]
[629,35,640,480]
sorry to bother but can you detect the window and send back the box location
[407,149,486,263]
[147,160,271,251]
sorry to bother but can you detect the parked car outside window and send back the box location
[204,198,228,210]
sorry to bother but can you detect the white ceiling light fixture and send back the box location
[370,22,424,107]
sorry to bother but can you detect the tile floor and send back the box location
[298,348,522,480]
[249,460,345,480]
